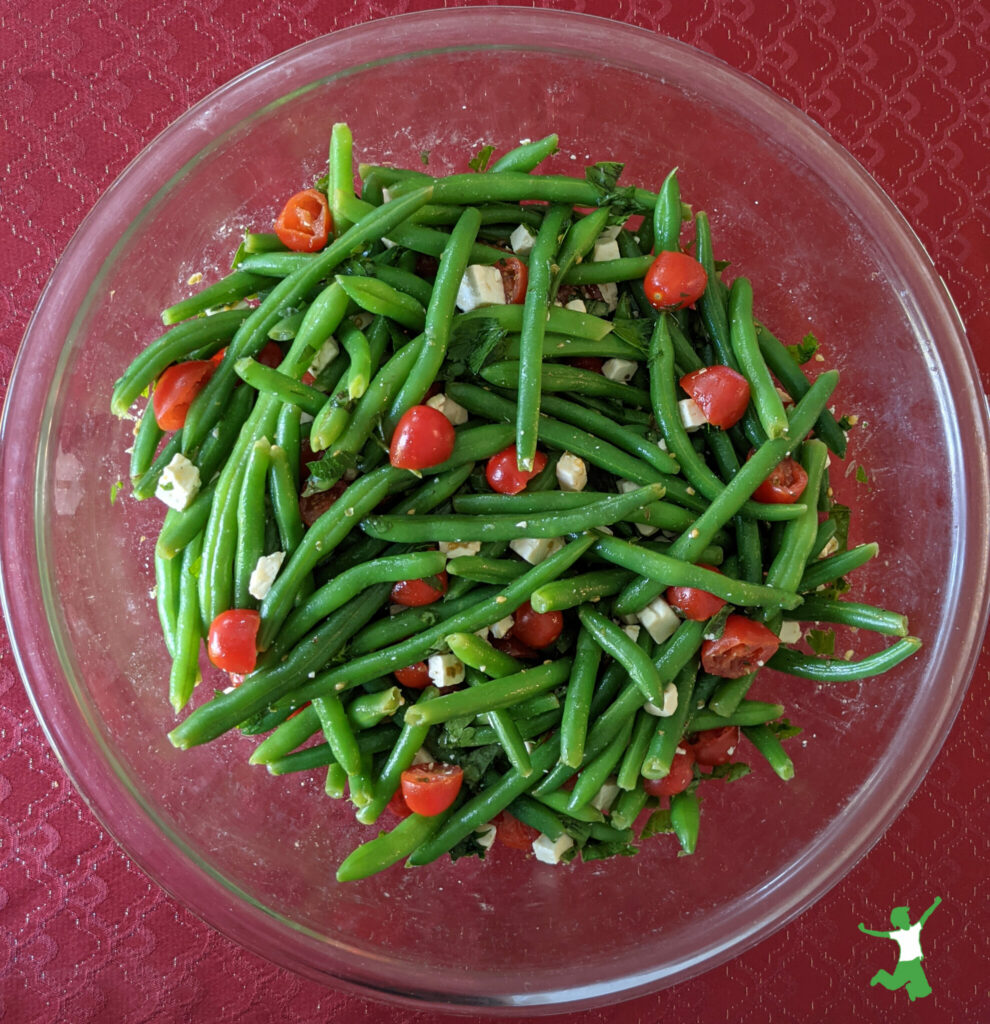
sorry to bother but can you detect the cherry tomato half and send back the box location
[688,726,740,766]
[665,565,727,622]
[490,635,541,661]
[298,480,349,528]
[643,250,707,311]
[679,365,751,429]
[207,609,261,675]
[400,762,464,816]
[752,456,809,504]
[211,341,282,371]
[391,570,449,608]
[492,810,540,850]
[274,188,332,253]
[389,404,457,471]
[700,614,780,678]
[642,747,696,798]
[153,359,214,431]
[568,356,604,374]
[485,445,548,495]
[387,787,413,819]
[496,256,528,304]
[510,600,564,649]
[394,661,432,689]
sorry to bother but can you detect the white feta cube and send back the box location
[438,539,483,559]
[590,779,621,813]
[411,747,433,766]
[818,535,840,559]
[427,653,465,689]
[248,550,286,601]
[621,624,641,643]
[564,298,587,313]
[617,479,659,537]
[637,596,681,645]
[644,682,679,717]
[509,536,565,565]
[592,236,621,263]
[456,264,506,312]
[426,392,469,426]
[475,823,497,850]
[555,452,587,492]
[778,620,803,645]
[678,397,708,432]
[532,831,575,865]
[602,358,638,383]
[155,453,201,511]
[596,281,619,312]
[490,615,515,639]
[510,223,537,255]
[306,337,339,379]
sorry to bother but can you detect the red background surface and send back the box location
[1,1,988,1021]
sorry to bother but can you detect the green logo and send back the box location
[858,896,941,1002]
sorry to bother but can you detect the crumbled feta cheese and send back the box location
[818,535,840,558]
[248,550,286,601]
[532,831,574,865]
[427,653,465,689]
[438,539,482,559]
[426,392,469,425]
[775,385,794,408]
[475,823,497,850]
[596,281,619,312]
[490,615,515,639]
[590,779,621,813]
[555,452,587,492]
[411,747,433,766]
[621,623,641,643]
[602,358,638,383]
[509,223,537,256]
[644,682,679,717]
[636,596,681,644]
[155,453,201,511]
[778,620,803,645]
[678,397,707,431]
[617,479,658,536]
[306,337,339,379]
[592,236,621,262]
[456,264,506,312]
[381,187,394,203]
[564,298,587,313]
[509,536,565,564]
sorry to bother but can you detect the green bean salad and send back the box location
[111,125,921,880]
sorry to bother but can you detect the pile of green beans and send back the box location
[110,124,921,881]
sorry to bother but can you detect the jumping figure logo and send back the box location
[858,896,941,1002]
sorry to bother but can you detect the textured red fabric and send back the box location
[2,2,988,1022]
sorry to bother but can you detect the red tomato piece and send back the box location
[643,250,707,311]
[679,365,751,429]
[642,747,696,798]
[688,726,740,767]
[752,456,809,504]
[207,609,261,675]
[286,701,311,721]
[700,614,780,678]
[665,564,727,622]
[510,600,564,649]
[496,256,528,304]
[274,188,332,253]
[387,787,413,819]
[389,405,457,471]
[298,480,348,528]
[391,570,448,607]
[152,359,214,431]
[400,762,464,816]
[485,445,548,494]
[492,810,540,851]
[568,356,604,374]
[393,661,431,689]
[490,635,541,661]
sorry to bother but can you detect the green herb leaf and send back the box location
[706,761,751,782]
[769,718,803,741]
[580,840,639,862]
[826,503,851,551]
[639,808,674,839]
[609,317,652,354]
[786,331,819,364]
[444,316,508,380]
[807,628,836,656]
[855,464,870,486]
[420,150,430,167]
[468,144,495,173]
[447,832,488,862]
[303,448,358,494]
[109,480,123,505]
[704,604,734,641]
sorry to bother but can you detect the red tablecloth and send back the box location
[2,2,988,1021]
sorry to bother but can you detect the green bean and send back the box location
[577,604,666,706]
[809,517,838,561]
[129,402,164,482]
[561,255,654,286]
[329,122,355,236]
[403,660,571,727]
[653,167,681,253]
[767,637,922,681]
[531,789,604,823]
[347,687,405,731]
[616,710,656,791]
[445,555,528,585]
[393,171,605,208]
[483,360,652,409]
[502,331,643,363]
[233,438,271,609]
[325,762,348,798]
[742,724,794,780]
[196,380,256,484]
[641,659,698,779]
[551,206,611,298]
[233,357,327,415]
[456,301,614,342]
[274,402,302,491]
[168,533,204,712]
[670,790,700,854]
[335,274,426,332]
[694,212,736,371]
[529,569,633,613]
[610,786,650,831]
[783,595,908,636]
[490,133,559,173]
[361,483,664,542]
[559,627,604,769]
[267,445,305,556]
[729,278,789,439]
[458,667,533,777]
[336,810,450,882]
[155,484,215,560]
[333,320,372,400]
[566,716,634,813]
[110,307,251,415]
[161,271,266,326]
[249,704,320,765]
[130,431,183,500]
[687,702,786,731]
[154,546,181,659]
[445,632,521,677]
[265,724,400,775]
[506,795,567,842]
[311,690,364,780]
[366,262,434,307]
[798,543,879,592]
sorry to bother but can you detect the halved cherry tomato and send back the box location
[400,762,464,816]
[490,635,541,661]
[643,250,707,311]
[665,564,726,622]
[387,787,413,819]
[496,256,528,304]
[287,701,311,721]
[485,444,548,494]
[212,340,282,370]
[394,661,431,689]
[492,810,540,850]
[389,405,457,471]
[153,359,214,431]
[510,601,563,649]
[568,356,604,374]
[688,725,740,766]
[207,609,261,675]
[274,188,331,253]
[679,365,750,429]
[298,480,348,528]
[642,747,696,797]
[752,456,809,504]
[700,614,780,678]
[391,570,448,607]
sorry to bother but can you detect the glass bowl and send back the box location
[2,8,987,1013]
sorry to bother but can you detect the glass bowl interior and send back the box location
[2,8,988,1013]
